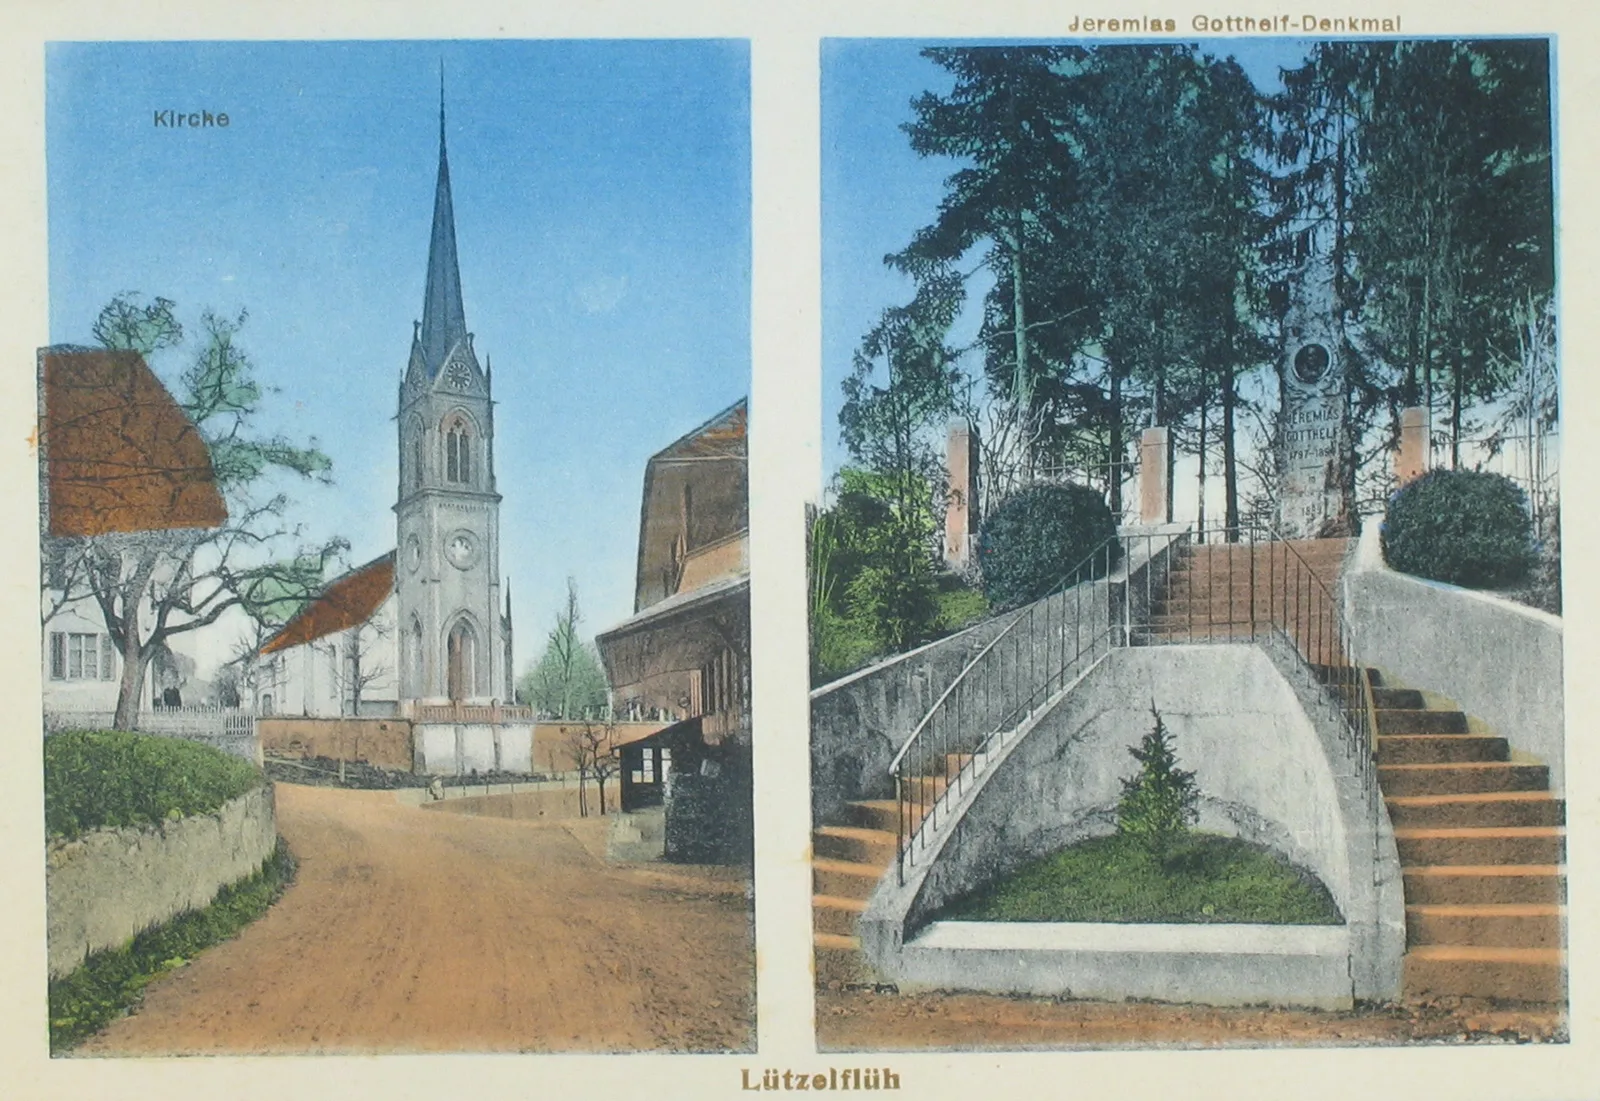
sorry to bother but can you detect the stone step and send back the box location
[1376,708,1470,735]
[1377,734,1508,766]
[900,774,951,804]
[1378,761,1550,798]
[1138,623,1269,642]
[1406,904,1564,949]
[1404,944,1565,1004]
[814,825,897,866]
[1394,826,1565,867]
[813,857,883,902]
[1179,540,1348,562]
[812,894,867,938]
[814,932,875,987]
[1402,865,1565,906]
[845,799,901,834]
[1172,559,1348,582]
[1372,686,1427,709]
[1386,791,1566,829]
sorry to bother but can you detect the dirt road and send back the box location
[79,783,755,1055]
[817,989,1567,1050]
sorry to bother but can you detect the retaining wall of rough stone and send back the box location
[46,785,278,979]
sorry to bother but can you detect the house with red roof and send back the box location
[38,344,229,718]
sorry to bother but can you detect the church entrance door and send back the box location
[447,621,476,701]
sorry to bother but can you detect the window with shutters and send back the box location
[51,632,113,681]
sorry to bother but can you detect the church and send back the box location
[255,96,526,768]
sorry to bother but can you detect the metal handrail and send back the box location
[890,528,1190,881]
[890,519,1381,881]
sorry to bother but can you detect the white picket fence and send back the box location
[44,707,260,764]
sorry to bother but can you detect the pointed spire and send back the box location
[418,66,467,376]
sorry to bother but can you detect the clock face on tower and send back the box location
[446,362,473,391]
[445,530,480,570]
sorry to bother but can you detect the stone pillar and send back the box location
[1139,426,1169,525]
[1394,406,1427,487]
[944,422,978,570]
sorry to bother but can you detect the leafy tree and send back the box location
[895,45,1097,483]
[520,578,609,719]
[49,293,342,729]
[808,468,942,680]
[1116,706,1201,866]
[1352,39,1554,465]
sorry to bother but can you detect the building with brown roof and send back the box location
[39,345,229,718]
[597,400,751,863]
[255,552,401,718]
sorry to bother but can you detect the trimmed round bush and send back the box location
[979,482,1120,610]
[1381,469,1535,589]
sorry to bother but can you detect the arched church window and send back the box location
[444,416,473,486]
[412,435,424,489]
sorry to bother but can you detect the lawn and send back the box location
[935,832,1343,925]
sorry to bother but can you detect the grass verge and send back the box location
[937,832,1342,925]
[48,838,296,1054]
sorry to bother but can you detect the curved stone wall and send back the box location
[861,644,1405,1006]
[46,784,278,978]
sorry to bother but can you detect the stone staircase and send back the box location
[1144,537,1351,655]
[813,766,957,987]
[1375,672,1567,1004]
[812,532,1565,1008]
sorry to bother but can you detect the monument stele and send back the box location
[1277,221,1352,540]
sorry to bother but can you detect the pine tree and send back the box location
[1116,706,1201,865]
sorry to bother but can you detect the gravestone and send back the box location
[1277,251,1351,539]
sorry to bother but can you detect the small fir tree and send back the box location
[1116,706,1201,865]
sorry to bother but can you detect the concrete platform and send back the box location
[893,920,1355,1010]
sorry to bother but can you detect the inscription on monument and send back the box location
[1278,336,1348,539]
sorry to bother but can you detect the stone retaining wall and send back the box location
[1343,523,1565,792]
[260,717,414,771]
[861,644,1405,1006]
[46,785,278,978]
[810,615,1018,828]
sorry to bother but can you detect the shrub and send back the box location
[979,482,1119,610]
[1382,469,1536,589]
[1116,707,1200,866]
[44,729,263,841]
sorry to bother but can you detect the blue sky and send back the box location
[46,39,750,661]
[820,38,1311,479]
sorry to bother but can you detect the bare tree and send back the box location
[562,719,618,817]
[521,577,608,718]
[320,616,394,716]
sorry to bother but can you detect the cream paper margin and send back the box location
[0,1,1593,1097]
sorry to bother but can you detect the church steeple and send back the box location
[418,74,467,377]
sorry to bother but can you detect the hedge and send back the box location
[44,730,264,841]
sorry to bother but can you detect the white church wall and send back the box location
[257,593,402,719]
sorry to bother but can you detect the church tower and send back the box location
[395,91,507,704]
